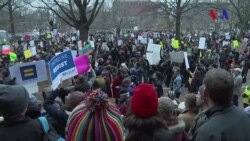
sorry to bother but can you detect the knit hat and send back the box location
[66,89,124,141]
[0,85,29,117]
[131,83,158,118]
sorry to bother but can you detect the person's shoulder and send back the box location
[154,128,174,141]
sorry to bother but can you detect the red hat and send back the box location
[131,83,158,118]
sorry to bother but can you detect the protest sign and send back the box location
[118,40,123,46]
[225,33,230,40]
[78,40,82,49]
[40,41,44,47]
[173,40,179,49]
[90,41,95,48]
[149,38,153,43]
[30,40,35,46]
[74,55,90,75]
[30,46,37,56]
[24,49,32,59]
[49,50,78,90]
[9,60,47,85]
[184,52,190,69]
[9,52,17,61]
[146,43,161,65]
[79,44,94,55]
[233,40,239,48]
[2,45,11,55]
[170,51,184,63]
[223,41,229,46]
[198,37,206,49]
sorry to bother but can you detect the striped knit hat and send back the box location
[66,89,124,141]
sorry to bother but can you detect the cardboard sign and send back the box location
[9,60,47,85]
[146,43,161,65]
[170,51,184,63]
[198,37,206,49]
[48,50,78,90]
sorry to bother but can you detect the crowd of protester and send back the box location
[1,30,250,141]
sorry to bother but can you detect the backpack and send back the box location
[38,117,65,141]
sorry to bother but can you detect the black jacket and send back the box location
[0,117,43,141]
[193,105,250,141]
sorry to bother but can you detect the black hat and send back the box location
[0,85,29,117]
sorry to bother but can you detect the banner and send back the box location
[198,37,206,49]
[170,51,184,63]
[146,43,161,65]
[49,50,78,90]
[9,60,47,85]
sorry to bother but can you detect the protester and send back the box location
[192,68,250,141]
[158,97,189,141]
[66,89,124,141]
[0,85,44,141]
[178,94,199,132]
[232,68,243,106]
[124,83,173,141]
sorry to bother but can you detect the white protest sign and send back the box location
[244,38,249,42]
[71,36,76,41]
[30,46,37,56]
[118,40,123,46]
[146,43,161,65]
[90,41,95,48]
[9,60,48,85]
[71,50,77,58]
[141,37,147,44]
[131,33,135,38]
[30,40,35,46]
[225,33,230,40]
[149,38,153,43]
[78,41,82,48]
[184,52,190,69]
[40,41,43,47]
[198,37,206,49]
[170,51,184,63]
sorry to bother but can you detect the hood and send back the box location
[168,120,186,134]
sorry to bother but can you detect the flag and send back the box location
[24,49,32,59]
[222,9,229,20]
[79,44,94,55]
[9,52,17,61]
[209,9,217,20]
[2,45,11,55]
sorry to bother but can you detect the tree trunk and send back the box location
[175,14,181,40]
[8,0,15,36]
[79,26,89,42]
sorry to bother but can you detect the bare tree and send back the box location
[159,0,204,39]
[0,0,11,10]
[229,0,250,30]
[35,0,104,41]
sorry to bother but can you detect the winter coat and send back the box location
[0,117,43,141]
[193,105,250,141]
[168,120,189,141]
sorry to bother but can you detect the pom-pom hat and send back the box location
[131,83,158,118]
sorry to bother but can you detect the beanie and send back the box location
[131,83,158,118]
[0,85,29,117]
[66,89,124,141]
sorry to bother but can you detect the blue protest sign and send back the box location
[49,50,77,90]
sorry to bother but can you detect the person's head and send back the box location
[184,94,199,113]
[0,85,29,121]
[196,85,206,107]
[173,66,180,74]
[124,83,167,140]
[203,68,234,107]
[66,89,124,141]
[122,77,132,87]
[158,97,178,126]
[65,91,87,111]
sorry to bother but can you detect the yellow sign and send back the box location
[24,49,32,59]
[173,40,179,49]
[233,40,239,48]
